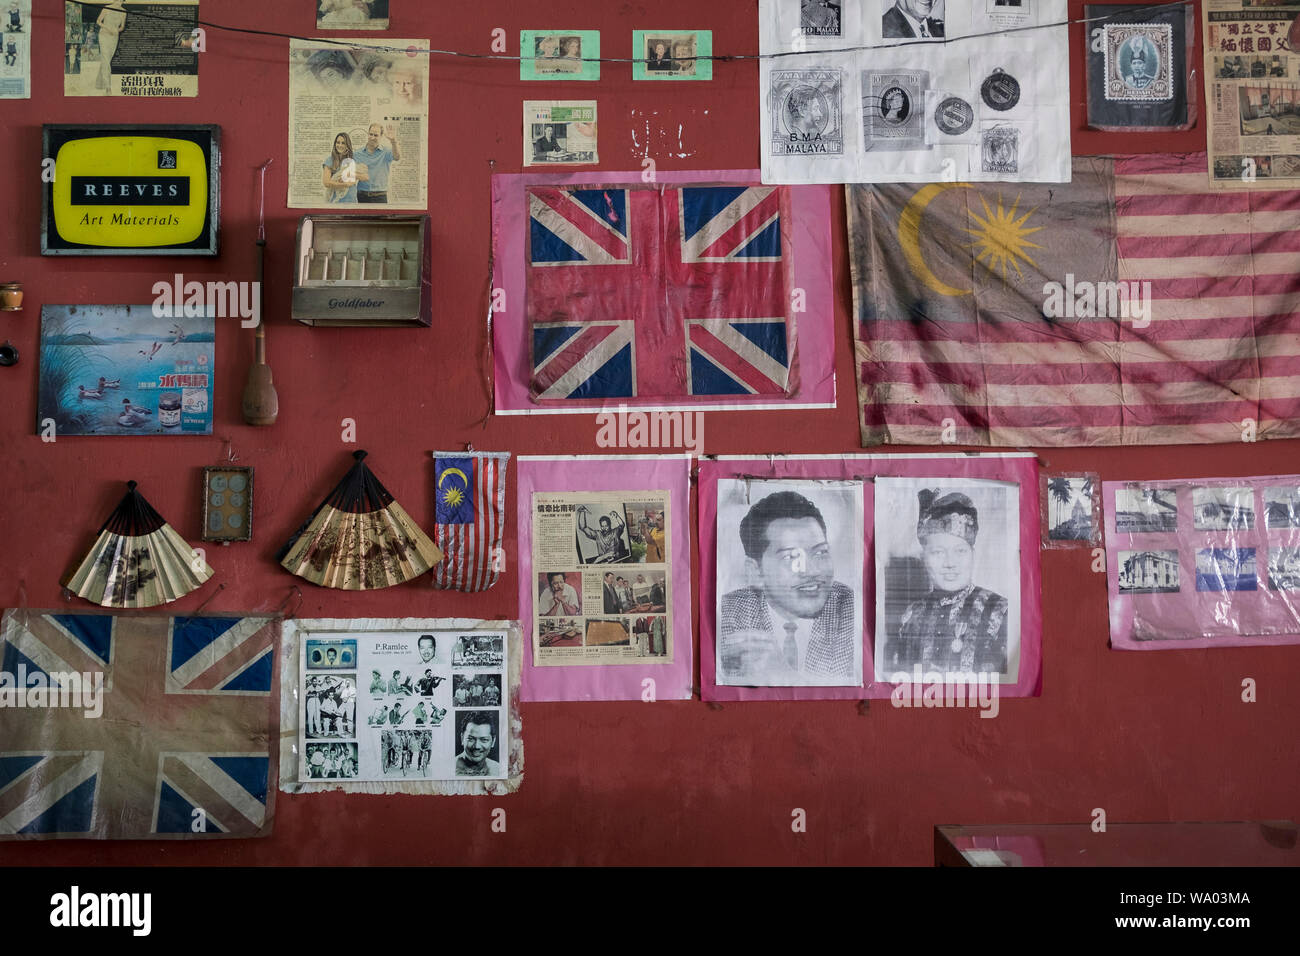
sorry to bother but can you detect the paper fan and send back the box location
[278,450,443,589]
[64,480,214,608]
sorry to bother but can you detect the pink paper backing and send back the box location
[698,455,1044,701]
[490,169,836,413]
[1105,476,1300,650]
[518,455,694,701]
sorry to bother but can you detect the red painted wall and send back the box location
[1,1,1296,866]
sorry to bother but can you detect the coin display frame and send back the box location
[200,465,254,543]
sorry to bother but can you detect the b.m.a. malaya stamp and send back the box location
[800,0,843,37]
[863,69,928,151]
[771,69,844,155]
[1104,22,1173,101]
[981,124,1019,173]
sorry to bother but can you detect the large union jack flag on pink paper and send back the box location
[492,171,835,414]
[528,183,791,401]
[0,610,277,840]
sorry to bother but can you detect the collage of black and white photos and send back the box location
[531,491,672,665]
[303,638,360,779]
[1112,483,1300,596]
[299,628,509,782]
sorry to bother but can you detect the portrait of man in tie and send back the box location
[716,482,864,687]
[882,0,945,39]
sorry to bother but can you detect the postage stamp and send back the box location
[1103,22,1173,101]
[863,69,928,151]
[799,0,843,38]
[633,30,713,81]
[771,69,844,155]
[520,30,601,82]
[981,124,1019,173]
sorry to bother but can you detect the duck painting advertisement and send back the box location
[37,304,215,436]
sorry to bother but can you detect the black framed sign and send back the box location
[42,124,220,256]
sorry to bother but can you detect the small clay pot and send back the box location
[0,283,22,311]
[0,341,18,367]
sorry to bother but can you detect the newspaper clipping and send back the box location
[531,491,672,665]
[288,38,429,209]
[298,628,508,782]
[1204,0,1300,186]
[64,1,199,97]
[524,100,598,166]
[0,1,29,99]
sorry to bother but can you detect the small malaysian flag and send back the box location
[431,451,511,592]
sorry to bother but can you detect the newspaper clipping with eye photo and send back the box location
[531,491,672,665]
[288,37,429,209]
[1204,0,1300,186]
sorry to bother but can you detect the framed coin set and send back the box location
[200,465,254,543]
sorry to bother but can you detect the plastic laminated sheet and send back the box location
[517,455,694,701]
[698,453,1043,701]
[279,618,523,795]
[490,169,836,414]
[1105,477,1300,648]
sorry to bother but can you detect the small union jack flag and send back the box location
[0,611,277,840]
[526,183,792,402]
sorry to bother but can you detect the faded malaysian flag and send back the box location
[432,451,510,592]
[849,152,1300,446]
[0,610,277,840]
[527,183,793,401]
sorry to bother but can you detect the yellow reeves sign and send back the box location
[52,135,209,248]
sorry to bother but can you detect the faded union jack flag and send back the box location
[432,451,510,592]
[0,610,277,840]
[527,183,793,401]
